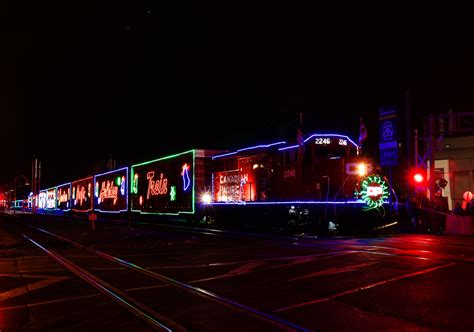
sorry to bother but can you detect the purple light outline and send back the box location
[93,167,129,213]
[278,144,300,151]
[182,164,191,191]
[212,141,287,160]
[206,200,380,206]
[278,133,359,151]
[94,166,129,178]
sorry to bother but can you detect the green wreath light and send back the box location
[359,175,389,209]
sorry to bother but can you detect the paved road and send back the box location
[1,213,473,331]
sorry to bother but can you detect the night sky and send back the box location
[2,3,474,188]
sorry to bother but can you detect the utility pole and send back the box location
[32,158,39,195]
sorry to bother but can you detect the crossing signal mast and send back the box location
[414,110,474,200]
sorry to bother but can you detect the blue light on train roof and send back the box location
[212,141,287,160]
[206,200,371,206]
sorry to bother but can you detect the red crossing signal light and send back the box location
[413,172,424,184]
[409,169,426,186]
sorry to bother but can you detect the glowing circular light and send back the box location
[357,163,367,177]
[201,193,212,204]
[359,175,389,209]
[413,173,424,184]
[463,191,473,201]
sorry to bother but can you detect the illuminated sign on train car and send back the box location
[213,170,242,202]
[213,158,258,202]
[358,175,389,210]
[131,150,194,215]
[94,167,128,213]
[45,187,57,210]
[56,183,71,211]
[38,191,47,209]
[72,176,93,212]
[28,193,35,210]
[308,134,358,148]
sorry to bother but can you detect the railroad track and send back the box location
[18,222,311,332]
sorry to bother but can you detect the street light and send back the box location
[13,175,30,214]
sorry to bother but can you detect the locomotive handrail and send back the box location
[333,174,355,217]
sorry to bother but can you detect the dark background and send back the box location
[2,3,474,188]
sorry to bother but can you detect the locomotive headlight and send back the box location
[357,163,368,177]
[201,193,212,204]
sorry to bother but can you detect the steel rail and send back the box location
[22,233,184,332]
[28,224,311,332]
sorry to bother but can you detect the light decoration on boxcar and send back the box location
[146,171,168,199]
[46,188,56,209]
[99,180,118,205]
[55,183,72,210]
[76,185,87,206]
[38,191,47,209]
[58,189,69,203]
[181,163,191,191]
[132,173,139,194]
[358,175,389,210]
[95,181,99,198]
[120,176,126,196]
[170,186,176,201]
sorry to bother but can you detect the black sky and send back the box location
[2,3,474,187]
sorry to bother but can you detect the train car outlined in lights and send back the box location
[93,167,128,213]
[131,150,195,215]
[71,176,93,213]
[56,182,72,211]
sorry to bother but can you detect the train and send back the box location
[13,131,394,233]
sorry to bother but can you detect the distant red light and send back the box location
[413,173,424,184]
